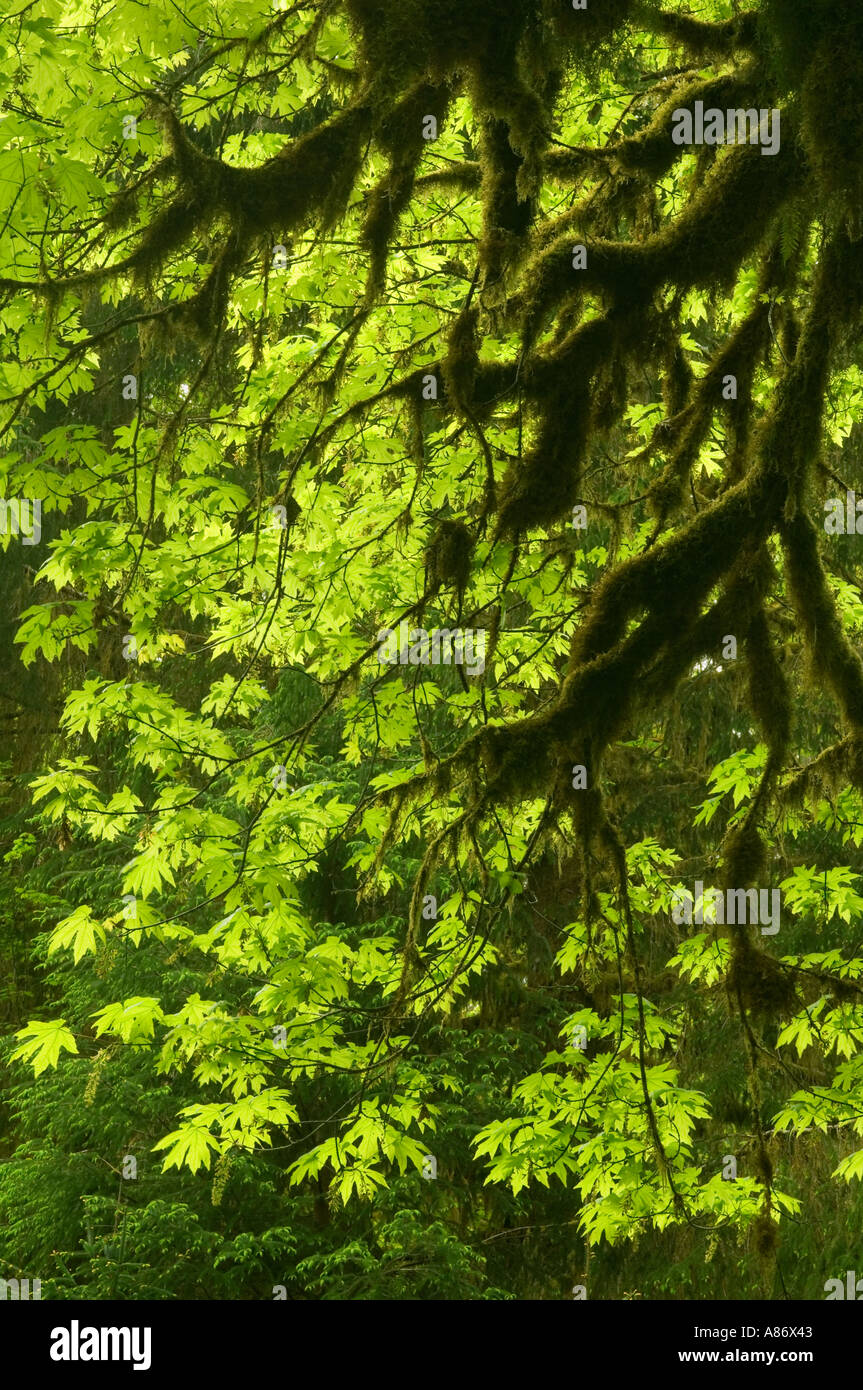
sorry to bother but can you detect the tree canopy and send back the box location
[3,0,863,1300]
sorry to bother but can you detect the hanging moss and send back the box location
[346,0,526,89]
[643,8,760,58]
[610,72,767,184]
[442,305,481,414]
[362,81,451,297]
[761,0,846,90]
[799,20,863,234]
[550,0,638,52]
[728,938,799,1019]
[636,572,759,710]
[128,198,203,288]
[102,185,141,232]
[648,291,774,528]
[478,117,535,281]
[425,518,474,596]
[745,603,792,767]
[495,379,592,535]
[723,822,767,891]
[177,237,247,339]
[751,1212,780,1262]
[782,512,863,731]
[783,734,863,809]
[663,341,692,418]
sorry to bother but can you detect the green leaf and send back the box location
[11,1019,78,1075]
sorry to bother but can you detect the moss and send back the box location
[129,198,203,288]
[568,469,770,670]
[590,349,629,434]
[515,135,801,395]
[752,1212,780,1263]
[663,341,692,419]
[478,117,535,281]
[453,250,850,812]
[178,237,247,339]
[745,603,792,768]
[611,72,766,184]
[781,305,801,362]
[723,823,767,892]
[761,0,851,90]
[346,0,526,88]
[362,81,451,296]
[642,8,760,58]
[102,186,140,232]
[425,518,474,595]
[550,0,637,52]
[783,734,863,807]
[636,573,759,709]
[728,941,798,1019]
[755,1147,774,1189]
[800,25,863,230]
[442,305,481,414]
[246,104,373,231]
[543,147,599,183]
[782,512,863,730]
[495,376,592,535]
[494,312,626,536]
[648,292,773,527]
